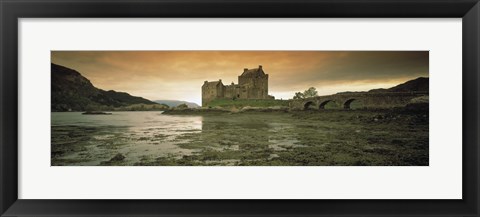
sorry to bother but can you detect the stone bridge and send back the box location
[289,91,428,110]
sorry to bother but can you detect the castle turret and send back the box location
[238,65,269,99]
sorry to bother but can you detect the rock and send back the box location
[406,102,428,111]
[110,153,125,162]
[229,107,240,113]
[409,96,429,104]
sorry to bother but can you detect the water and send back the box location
[51,111,299,166]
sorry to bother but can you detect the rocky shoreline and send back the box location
[162,103,427,115]
[162,106,290,115]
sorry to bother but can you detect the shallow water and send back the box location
[51,111,299,166]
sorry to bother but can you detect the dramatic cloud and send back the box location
[51,51,428,105]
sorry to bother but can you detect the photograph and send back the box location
[51,51,429,166]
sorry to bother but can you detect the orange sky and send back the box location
[51,51,428,105]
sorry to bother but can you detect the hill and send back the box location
[369,77,429,93]
[51,63,158,111]
[154,100,200,108]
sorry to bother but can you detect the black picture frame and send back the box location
[1,0,479,216]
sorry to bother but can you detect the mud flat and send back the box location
[51,109,428,166]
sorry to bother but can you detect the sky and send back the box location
[51,51,428,105]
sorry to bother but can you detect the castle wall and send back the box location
[224,84,244,99]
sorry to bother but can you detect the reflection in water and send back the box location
[267,122,300,151]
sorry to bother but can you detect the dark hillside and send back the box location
[51,63,156,111]
[369,77,428,93]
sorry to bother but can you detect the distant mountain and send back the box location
[51,63,157,111]
[154,100,200,108]
[369,77,429,93]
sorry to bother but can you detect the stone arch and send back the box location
[343,99,357,109]
[319,100,334,109]
[303,101,316,110]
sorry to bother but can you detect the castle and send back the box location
[202,65,273,106]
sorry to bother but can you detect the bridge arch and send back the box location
[319,100,334,109]
[303,101,316,110]
[343,99,357,109]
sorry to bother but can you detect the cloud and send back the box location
[51,51,428,105]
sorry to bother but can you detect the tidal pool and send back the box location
[51,110,429,166]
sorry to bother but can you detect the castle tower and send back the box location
[201,79,225,106]
[238,65,269,99]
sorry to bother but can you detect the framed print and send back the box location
[1,0,479,216]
